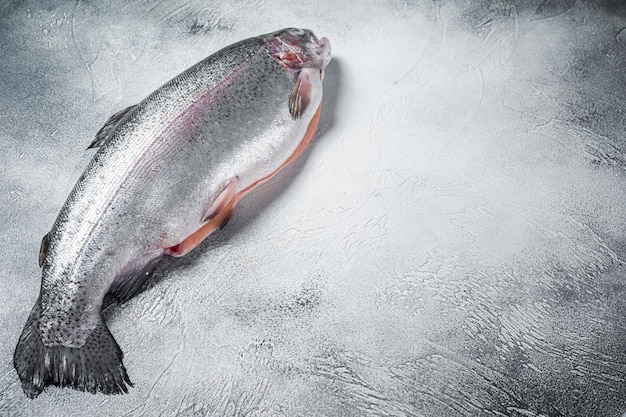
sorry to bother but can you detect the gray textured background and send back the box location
[2,0,626,416]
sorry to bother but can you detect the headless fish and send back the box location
[14,28,331,398]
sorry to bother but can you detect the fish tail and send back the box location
[13,300,132,398]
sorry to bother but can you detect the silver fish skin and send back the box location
[14,28,331,398]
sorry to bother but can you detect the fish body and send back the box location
[14,28,331,398]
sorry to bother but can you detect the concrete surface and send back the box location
[1,0,626,416]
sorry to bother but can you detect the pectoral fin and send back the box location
[88,105,136,149]
[165,177,240,258]
[289,70,313,119]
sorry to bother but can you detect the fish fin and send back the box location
[88,105,135,149]
[13,300,132,399]
[38,232,50,268]
[165,178,240,257]
[289,70,312,120]
[219,205,236,229]
[202,177,239,222]
[107,255,162,305]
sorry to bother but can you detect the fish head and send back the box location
[266,28,331,77]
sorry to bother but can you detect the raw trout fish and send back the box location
[14,28,331,398]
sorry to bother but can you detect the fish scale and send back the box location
[14,27,331,398]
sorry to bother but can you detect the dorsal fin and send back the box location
[87,105,136,149]
[38,233,50,267]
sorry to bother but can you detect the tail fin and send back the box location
[13,300,132,398]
